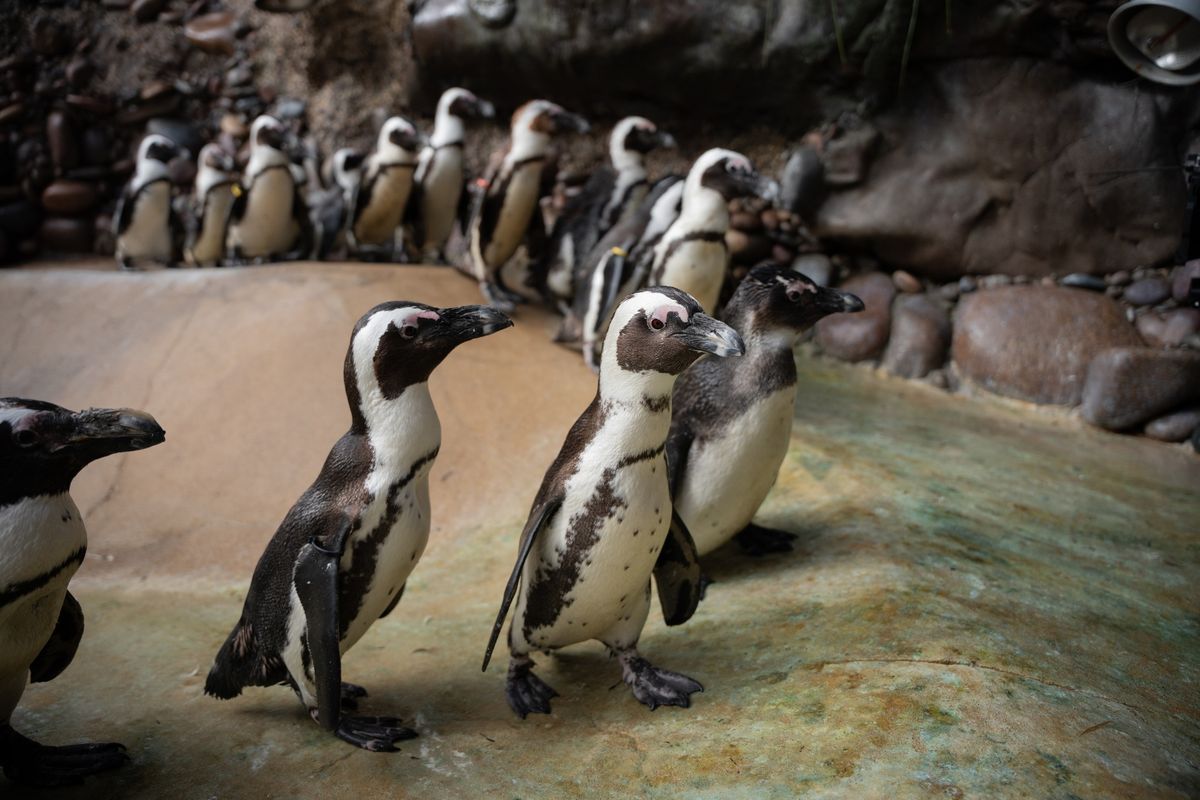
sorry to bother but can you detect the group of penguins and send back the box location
[113,87,796,371]
[3,90,869,787]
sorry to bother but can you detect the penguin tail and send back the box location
[204,619,263,699]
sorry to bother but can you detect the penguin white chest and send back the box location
[657,239,728,312]
[677,387,796,554]
[119,182,173,261]
[355,166,415,245]
[229,169,299,257]
[481,162,543,268]
[189,187,234,265]
[0,494,86,688]
[419,151,463,250]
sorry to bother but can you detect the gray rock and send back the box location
[147,118,204,157]
[1081,348,1200,430]
[815,272,895,362]
[1061,273,1106,292]
[779,147,825,219]
[892,270,921,293]
[952,286,1143,405]
[882,294,950,379]
[1171,260,1200,304]
[1123,277,1171,307]
[1136,308,1200,348]
[821,124,880,187]
[1144,407,1200,443]
[791,253,832,287]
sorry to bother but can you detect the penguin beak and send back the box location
[474,99,496,120]
[389,127,421,151]
[552,110,590,135]
[258,125,284,151]
[823,287,864,314]
[655,131,677,149]
[672,313,745,358]
[436,305,514,343]
[754,175,781,203]
[60,407,166,456]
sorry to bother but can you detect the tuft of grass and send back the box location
[898,0,921,93]
[830,0,849,65]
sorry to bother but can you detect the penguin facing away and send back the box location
[411,88,495,264]
[184,143,237,267]
[310,148,365,261]
[467,99,589,311]
[668,262,863,557]
[482,287,745,718]
[225,115,311,263]
[650,148,779,314]
[205,302,512,752]
[540,116,677,309]
[0,399,165,786]
[350,116,423,258]
[113,134,182,269]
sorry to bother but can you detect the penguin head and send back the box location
[603,288,744,383]
[138,134,180,166]
[612,116,676,158]
[690,148,779,203]
[0,399,165,495]
[444,88,495,121]
[345,303,513,410]
[729,261,865,336]
[379,116,422,154]
[513,100,590,138]
[329,148,365,190]
[198,143,236,175]
[250,115,287,153]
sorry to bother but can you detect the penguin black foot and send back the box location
[506,658,558,718]
[340,681,369,711]
[736,523,797,556]
[0,725,129,787]
[619,654,703,711]
[332,716,417,753]
[698,573,714,600]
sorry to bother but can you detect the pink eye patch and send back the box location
[649,303,689,329]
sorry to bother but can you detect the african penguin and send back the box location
[667,262,863,557]
[574,175,685,371]
[184,143,237,267]
[205,302,512,752]
[225,115,311,263]
[540,116,676,309]
[0,399,165,786]
[649,148,779,313]
[466,99,589,311]
[310,148,365,261]
[482,287,745,718]
[411,88,495,264]
[349,116,423,259]
[113,134,182,269]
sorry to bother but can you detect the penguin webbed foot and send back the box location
[506,658,558,719]
[333,715,417,753]
[340,681,369,711]
[0,726,129,787]
[619,654,703,711]
[736,523,797,556]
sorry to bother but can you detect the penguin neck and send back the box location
[731,320,800,394]
[356,381,442,473]
[597,364,678,440]
[247,146,288,178]
[431,110,465,148]
[133,160,169,192]
[676,185,729,232]
[373,141,417,168]
[194,165,232,199]
[507,127,551,164]
[610,146,646,182]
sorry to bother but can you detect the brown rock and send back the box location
[729,210,762,232]
[1171,260,1200,304]
[951,286,1142,405]
[140,80,174,102]
[168,156,196,186]
[31,17,70,57]
[66,94,115,116]
[1136,308,1200,348]
[46,111,79,173]
[882,294,950,379]
[41,180,98,215]
[185,11,238,56]
[1123,277,1171,307]
[771,244,794,264]
[131,0,166,23]
[815,272,895,362]
[822,124,879,186]
[1081,348,1200,430]
[66,57,96,90]
[1144,407,1200,442]
[892,269,921,293]
[38,216,94,253]
[726,229,772,265]
[0,103,24,125]
[760,208,779,231]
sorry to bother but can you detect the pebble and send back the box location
[1143,407,1200,442]
[131,0,166,23]
[729,211,761,232]
[1061,273,1107,292]
[66,57,95,90]
[186,11,238,55]
[41,180,98,215]
[760,208,779,231]
[1107,270,1132,286]
[38,215,94,252]
[1137,308,1200,348]
[220,112,248,138]
[225,64,253,88]
[274,97,306,120]
[937,282,960,302]
[892,269,921,293]
[1171,260,1200,304]
[958,276,977,294]
[140,80,174,101]
[1123,277,1171,307]
[0,103,24,125]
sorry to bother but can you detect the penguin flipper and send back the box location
[28,591,84,684]
[113,185,135,237]
[664,423,693,501]
[481,496,562,672]
[294,540,345,732]
[653,511,703,626]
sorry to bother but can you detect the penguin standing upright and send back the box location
[184,143,237,267]
[113,134,182,269]
[667,262,863,557]
[225,115,311,263]
[482,287,745,718]
[649,149,778,313]
[349,116,422,259]
[466,100,589,310]
[205,302,511,751]
[411,88,495,264]
[0,399,165,786]
[310,148,365,260]
[540,116,676,309]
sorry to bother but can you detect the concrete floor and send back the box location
[1,263,1198,798]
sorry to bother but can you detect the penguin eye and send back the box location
[400,324,419,339]
[787,288,803,303]
[650,317,665,331]
[13,429,38,448]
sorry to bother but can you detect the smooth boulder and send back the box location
[1081,348,1200,430]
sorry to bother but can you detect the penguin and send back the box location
[411,88,495,264]
[574,175,686,371]
[482,287,745,718]
[349,116,423,259]
[649,149,779,313]
[0,399,165,786]
[113,134,182,269]
[225,115,311,263]
[467,100,589,311]
[667,262,863,557]
[184,143,237,267]
[540,116,676,309]
[205,302,512,751]
[310,148,365,261]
